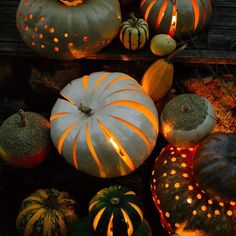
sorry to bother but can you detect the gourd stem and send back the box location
[111,197,120,205]
[45,190,60,209]
[78,103,93,115]
[18,109,26,127]
[167,43,187,62]
[59,0,83,7]
[129,12,138,26]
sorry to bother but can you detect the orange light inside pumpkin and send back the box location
[169,2,177,37]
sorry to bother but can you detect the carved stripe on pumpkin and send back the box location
[190,0,200,30]
[144,0,156,22]
[72,132,79,170]
[140,0,147,8]
[109,115,152,151]
[89,200,99,212]
[168,1,177,37]
[104,88,147,99]
[156,0,169,30]
[93,207,106,230]
[128,202,144,221]
[58,121,78,155]
[60,92,77,106]
[94,72,111,92]
[107,213,114,236]
[50,112,71,122]
[121,208,134,235]
[124,191,136,195]
[97,119,135,172]
[104,100,158,133]
[200,0,207,24]
[102,75,134,94]
[86,123,106,177]
[82,75,89,94]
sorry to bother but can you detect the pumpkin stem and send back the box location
[59,0,83,7]
[181,103,192,113]
[166,43,187,62]
[78,103,93,115]
[111,197,120,205]
[18,109,26,127]
[129,12,138,26]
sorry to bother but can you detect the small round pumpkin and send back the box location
[160,94,215,147]
[194,132,236,201]
[89,185,144,236]
[150,34,176,56]
[151,144,236,235]
[0,110,51,168]
[50,71,158,178]
[120,13,149,50]
[16,0,122,60]
[140,0,212,37]
[16,188,79,236]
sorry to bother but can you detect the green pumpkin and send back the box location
[151,144,236,236]
[194,132,236,201]
[16,0,122,60]
[89,186,144,236]
[140,0,212,37]
[120,13,149,50]
[70,217,152,236]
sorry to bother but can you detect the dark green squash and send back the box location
[16,0,122,60]
[151,144,236,236]
[89,185,144,236]
[194,132,236,201]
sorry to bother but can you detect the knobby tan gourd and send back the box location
[141,44,186,102]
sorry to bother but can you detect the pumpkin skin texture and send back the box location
[141,58,174,102]
[16,188,79,236]
[50,71,158,178]
[194,132,236,201]
[0,110,51,168]
[16,0,122,60]
[160,94,215,147]
[150,34,176,56]
[151,144,236,236]
[89,186,144,236]
[140,0,212,37]
[120,14,149,50]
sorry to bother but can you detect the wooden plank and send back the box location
[208,30,236,51]
[208,7,236,30]
[0,24,21,42]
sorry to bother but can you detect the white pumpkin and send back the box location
[160,94,215,147]
[50,71,159,178]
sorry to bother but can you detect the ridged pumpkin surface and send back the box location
[141,59,173,102]
[50,72,158,178]
[89,186,144,236]
[16,189,79,236]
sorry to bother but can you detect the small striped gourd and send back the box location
[16,189,79,236]
[50,71,158,178]
[120,13,149,50]
[140,0,212,37]
[89,185,144,236]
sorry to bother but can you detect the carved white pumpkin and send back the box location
[50,72,159,178]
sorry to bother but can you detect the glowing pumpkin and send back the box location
[89,185,144,236]
[151,139,236,236]
[16,0,122,60]
[140,0,212,37]
[50,71,158,178]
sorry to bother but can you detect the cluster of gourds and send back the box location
[2,0,236,236]
[16,185,152,236]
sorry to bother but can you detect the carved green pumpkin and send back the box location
[16,0,122,60]
[140,0,212,37]
[194,132,236,201]
[50,71,158,178]
[151,142,236,236]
